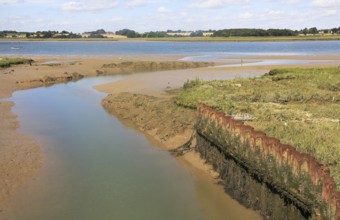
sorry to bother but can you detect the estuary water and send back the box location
[1,40,340,56]
[3,76,261,220]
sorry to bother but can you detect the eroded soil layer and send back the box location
[196,134,307,219]
[196,104,339,220]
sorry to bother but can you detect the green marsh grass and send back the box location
[0,57,33,68]
[176,67,340,190]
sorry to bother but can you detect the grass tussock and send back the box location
[0,57,33,68]
[176,67,340,190]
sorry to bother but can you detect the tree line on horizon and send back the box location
[112,27,340,38]
[0,30,82,39]
[1,27,340,39]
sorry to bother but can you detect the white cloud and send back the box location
[267,10,284,16]
[312,0,340,7]
[189,0,224,9]
[286,0,300,4]
[239,12,255,19]
[110,17,124,22]
[225,0,250,4]
[188,0,251,9]
[0,0,55,4]
[126,0,148,7]
[158,6,172,13]
[239,10,284,20]
[62,0,119,11]
[8,15,27,20]
[322,9,337,16]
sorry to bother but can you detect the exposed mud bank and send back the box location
[0,101,42,207]
[102,92,196,149]
[196,104,340,220]
[6,61,213,95]
[14,71,84,92]
[99,61,213,76]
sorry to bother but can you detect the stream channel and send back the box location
[3,76,261,220]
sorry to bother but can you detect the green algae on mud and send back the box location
[175,67,340,190]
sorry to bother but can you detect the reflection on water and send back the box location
[181,54,337,67]
[215,59,335,67]
[3,76,261,220]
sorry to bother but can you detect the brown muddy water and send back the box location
[1,76,261,220]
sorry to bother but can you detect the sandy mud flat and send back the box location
[0,54,338,210]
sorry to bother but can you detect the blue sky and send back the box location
[0,0,339,33]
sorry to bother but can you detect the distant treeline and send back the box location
[212,27,340,37]
[213,28,298,37]
[113,27,340,38]
[83,29,107,38]
[1,26,340,39]
[0,30,81,39]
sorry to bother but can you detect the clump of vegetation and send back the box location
[183,78,203,89]
[0,57,33,68]
[176,67,340,190]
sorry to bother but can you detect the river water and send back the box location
[1,40,340,56]
[3,76,261,220]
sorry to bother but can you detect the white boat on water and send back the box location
[10,46,23,50]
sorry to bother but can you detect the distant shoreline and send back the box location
[2,35,340,42]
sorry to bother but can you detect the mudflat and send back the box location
[0,54,338,208]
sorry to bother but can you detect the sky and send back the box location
[0,0,339,33]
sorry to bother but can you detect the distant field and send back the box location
[175,67,340,189]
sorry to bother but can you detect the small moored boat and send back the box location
[10,46,23,50]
